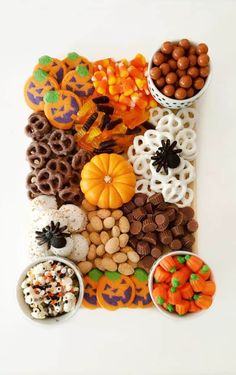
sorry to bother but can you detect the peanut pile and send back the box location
[78,199,140,275]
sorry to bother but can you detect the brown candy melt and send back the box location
[137,241,151,257]
[133,193,147,207]
[151,246,162,259]
[155,214,169,231]
[132,207,146,221]
[130,221,142,235]
[187,219,199,232]
[170,239,182,250]
[142,232,158,245]
[142,218,157,233]
[182,234,195,248]
[149,193,164,206]
[159,230,173,245]
[171,225,185,237]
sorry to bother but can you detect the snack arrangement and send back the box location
[19,40,216,319]
[149,253,216,316]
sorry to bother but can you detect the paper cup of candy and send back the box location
[16,256,84,324]
[147,39,212,109]
[148,251,216,318]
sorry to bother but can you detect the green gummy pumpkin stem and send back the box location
[33,69,48,82]
[44,90,59,104]
[201,265,209,273]
[88,268,103,282]
[172,278,180,288]
[170,267,176,273]
[134,268,148,282]
[170,286,177,293]
[177,256,186,264]
[105,271,120,281]
[76,65,89,77]
[157,296,164,305]
[166,303,174,312]
[38,55,52,65]
[67,52,80,60]
[193,294,200,300]
[185,255,191,261]
[190,273,199,281]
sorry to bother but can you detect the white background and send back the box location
[0,0,236,374]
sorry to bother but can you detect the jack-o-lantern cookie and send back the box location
[82,268,103,309]
[43,90,82,129]
[130,268,153,308]
[63,52,93,75]
[24,69,59,111]
[96,271,135,310]
[35,55,67,83]
[62,66,95,98]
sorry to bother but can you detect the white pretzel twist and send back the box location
[156,113,183,135]
[149,107,173,125]
[133,156,152,179]
[162,177,187,204]
[135,179,153,197]
[179,160,195,184]
[176,128,197,161]
[177,188,194,208]
[176,107,197,129]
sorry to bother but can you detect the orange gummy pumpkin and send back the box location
[152,284,168,305]
[185,255,203,272]
[193,294,213,310]
[160,256,176,273]
[154,266,170,283]
[80,153,136,209]
[175,300,190,316]
[198,264,211,280]
[167,287,182,305]
[202,281,216,296]
[189,300,201,313]
[190,274,205,292]
[173,255,186,269]
[180,282,194,300]
[171,268,189,288]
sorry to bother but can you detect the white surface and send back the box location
[0,0,236,374]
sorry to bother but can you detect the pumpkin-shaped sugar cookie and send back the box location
[62,65,95,98]
[24,69,59,111]
[35,55,67,83]
[130,268,153,308]
[82,268,103,309]
[43,90,82,129]
[80,153,136,209]
[96,271,135,310]
[63,52,93,74]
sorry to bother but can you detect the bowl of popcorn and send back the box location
[147,39,212,109]
[148,251,216,318]
[17,256,84,324]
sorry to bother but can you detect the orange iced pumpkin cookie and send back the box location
[130,268,153,308]
[24,69,59,111]
[96,271,135,310]
[63,52,93,74]
[43,90,82,129]
[80,153,136,209]
[35,55,67,83]
[62,65,95,98]
[82,268,103,309]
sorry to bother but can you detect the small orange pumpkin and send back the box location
[152,284,168,305]
[193,294,213,309]
[154,266,170,283]
[198,264,211,280]
[82,268,103,309]
[167,287,182,305]
[160,256,176,273]
[96,271,135,310]
[190,273,205,292]
[185,255,203,272]
[80,153,136,209]
[175,300,190,316]
[202,281,216,296]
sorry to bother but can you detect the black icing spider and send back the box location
[151,140,182,174]
[35,221,70,249]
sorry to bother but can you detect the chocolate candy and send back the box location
[181,206,194,221]
[171,225,184,237]
[151,39,210,99]
[142,232,158,245]
[130,221,142,235]
[159,230,173,245]
[187,219,199,232]
[155,214,169,231]
[133,193,147,207]
[151,246,162,259]
[137,241,150,257]
[132,207,146,221]
[170,239,182,250]
[149,193,164,206]
[142,218,157,233]
[139,256,155,273]
[182,234,195,248]
[123,201,136,214]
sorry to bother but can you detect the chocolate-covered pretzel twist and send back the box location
[26,170,41,199]
[36,168,64,195]
[25,112,51,141]
[48,130,75,156]
[26,141,51,169]
[59,186,83,205]
[46,158,72,183]
[72,150,93,171]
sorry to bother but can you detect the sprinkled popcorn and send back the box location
[21,260,80,319]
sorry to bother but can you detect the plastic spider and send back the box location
[151,140,182,174]
[35,221,70,249]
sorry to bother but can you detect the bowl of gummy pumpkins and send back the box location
[148,251,216,318]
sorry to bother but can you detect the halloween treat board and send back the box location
[22,39,215,317]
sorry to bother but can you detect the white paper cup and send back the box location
[147,41,212,109]
[16,256,84,324]
[148,251,215,319]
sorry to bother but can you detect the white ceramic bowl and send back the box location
[147,41,212,109]
[148,251,215,319]
[16,256,84,324]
